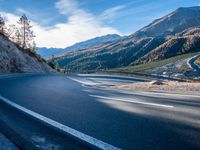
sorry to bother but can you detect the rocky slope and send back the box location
[0,35,54,73]
[54,6,200,71]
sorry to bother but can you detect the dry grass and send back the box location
[116,81,200,95]
[113,52,200,72]
[196,57,200,66]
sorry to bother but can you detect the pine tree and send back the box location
[0,14,5,35]
[17,14,35,49]
[30,41,37,52]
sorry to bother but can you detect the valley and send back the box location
[46,6,200,78]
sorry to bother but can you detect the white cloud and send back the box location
[16,8,31,16]
[33,18,120,48]
[55,0,79,15]
[1,0,121,48]
[100,5,126,20]
[1,12,19,25]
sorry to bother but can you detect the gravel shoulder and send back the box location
[114,81,200,96]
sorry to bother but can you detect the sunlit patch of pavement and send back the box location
[89,94,174,108]
[89,93,200,129]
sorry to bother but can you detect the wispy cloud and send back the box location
[15,8,37,20]
[55,0,80,15]
[16,8,31,16]
[100,5,126,21]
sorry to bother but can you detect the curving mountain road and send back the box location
[0,74,199,150]
[188,55,200,74]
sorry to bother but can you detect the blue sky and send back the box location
[0,0,199,48]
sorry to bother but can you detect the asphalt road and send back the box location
[0,74,199,150]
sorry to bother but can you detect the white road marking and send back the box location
[68,77,98,86]
[90,95,174,108]
[187,57,194,69]
[0,95,121,150]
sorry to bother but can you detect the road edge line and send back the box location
[0,95,121,150]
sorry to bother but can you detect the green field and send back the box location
[113,52,200,72]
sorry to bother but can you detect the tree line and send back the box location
[0,14,35,51]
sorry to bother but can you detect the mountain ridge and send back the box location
[131,6,200,39]
[37,34,122,58]
[54,6,200,71]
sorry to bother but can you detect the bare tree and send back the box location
[17,14,35,49]
[13,29,21,45]
[0,14,6,35]
[5,24,16,39]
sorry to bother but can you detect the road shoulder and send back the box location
[0,132,19,150]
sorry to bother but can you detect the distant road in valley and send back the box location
[188,55,200,74]
[0,74,199,150]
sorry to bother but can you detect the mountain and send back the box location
[54,6,200,71]
[0,34,54,73]
[37,47,66,59]
[37,34,122,58]
[135,31,200,65]
[131,6,200,39]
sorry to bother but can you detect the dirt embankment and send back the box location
[116,81,200,95]
[0,35,55,73]
[196,57,200,66]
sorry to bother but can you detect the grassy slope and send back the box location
[113,52,200,72]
